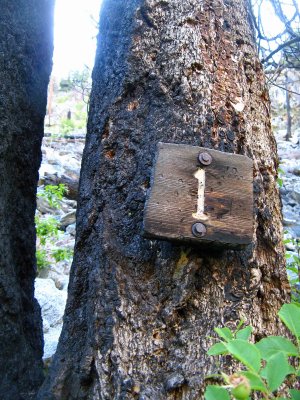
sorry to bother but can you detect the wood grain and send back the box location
[143,142,253,248]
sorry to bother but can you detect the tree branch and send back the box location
[266,77,300,96]
[262,36,300,64]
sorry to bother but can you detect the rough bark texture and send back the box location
[0,2,54,399]
[40,0,290,399]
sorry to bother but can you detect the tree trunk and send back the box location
[0,2,54,399]
[40,0,290,399]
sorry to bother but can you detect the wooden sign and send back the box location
[143,143,253,248]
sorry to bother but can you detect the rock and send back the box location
[291,166,300,177]
[54,233,75,248]
[60,198,77,213]
[35,278,67,327]
[66,223,76,236]
[43,326,64,361]
[275,129,287,141]
[36,196,59,214]
[39,165,62,179]
[287,199,297,207]
[285,239,296,252]
[35,278,67,359]
[284,229,296,247]
[283,209,298,227]
[47,270,69,290]
[290,133,299,145]
[291,225,300,239]
[60,210,76,228]
[291,183,300,202]
[62,199,77,208]
[38,259,72,290]
[62,133,86,139]
[59,150,71,156]
[44,173,79,200]
[279,187,289,197]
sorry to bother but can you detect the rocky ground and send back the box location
[35,128,300,365]
[35,133,84,362]
[275,129,300,283]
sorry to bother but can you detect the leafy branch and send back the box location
[205,303,300,399]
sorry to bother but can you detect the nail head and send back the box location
[198,152,212,166]
[192,222,207,237]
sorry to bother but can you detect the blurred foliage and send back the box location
[35,186,74,273]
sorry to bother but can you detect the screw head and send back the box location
[192,222,207,238]
[198,152,212,166]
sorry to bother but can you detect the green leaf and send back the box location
[287,266,299,274]
[290,389,300,400]
[214,327,233,342]
[236,326,253,341]
[261,352,291,391]
[256,336,298,360]
[204,385,230,400]
[225,340,261,372]
[240,371,267,393]
[278,303,300,338]
[235,319,245,332]
[208,342,228,356]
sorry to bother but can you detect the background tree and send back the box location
[68,66,92,109]
[40,0,290,398]
[249,0,300,140]
[0,1,54,399]
[250,0,300,70]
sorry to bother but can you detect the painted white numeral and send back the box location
[192,168,208,220]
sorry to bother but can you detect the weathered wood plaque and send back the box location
[143,142,253,248]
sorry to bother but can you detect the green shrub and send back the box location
[36,249,50,272]
[284,236,300,301]
[60,118,75,134]
[204,303,300,399]
[35,215,59,245]
[56,94,70,104]
[277,166,285,188]
[38,184,67,209]
[35,215,74,274]
[75,102,84,111]
[52,248,73,262]
[36,187,73,274]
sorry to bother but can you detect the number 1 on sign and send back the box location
[193,168,208,220]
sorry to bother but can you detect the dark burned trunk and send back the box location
[0,2,54,399]
[40,0,289,399]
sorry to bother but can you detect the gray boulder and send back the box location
[35,278,67,360]
[291,183,300,203]
[60,210,76,228]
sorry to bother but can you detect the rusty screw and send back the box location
[198,152,212,166]
[192,222,207,238]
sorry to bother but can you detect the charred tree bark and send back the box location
[0,2,54,399]
[40,0,290,399]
